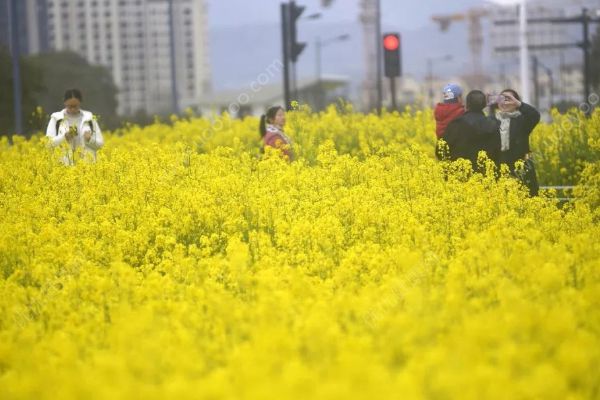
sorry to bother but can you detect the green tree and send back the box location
[0,47,44,137]
[0,50,119,137]
[28,51,119,128]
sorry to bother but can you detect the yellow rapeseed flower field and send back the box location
[0,107,599,399]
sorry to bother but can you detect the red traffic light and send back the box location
[383,34,399,51]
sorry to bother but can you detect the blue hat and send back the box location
[443,83,463,103]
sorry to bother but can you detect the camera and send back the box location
[487,94,506,106]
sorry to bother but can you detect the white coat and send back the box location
[46,109,104,164]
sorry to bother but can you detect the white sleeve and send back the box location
[85,119,104,150]
[46,116,66,147]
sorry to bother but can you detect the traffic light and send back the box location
[383,32,402,78]
[288,1,306,63]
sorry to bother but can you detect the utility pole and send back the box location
[9,0,23,136]
[375,0,382,113]
[281,3,291,108]
[532,55,539,108]
[519,0,530,103]
[582,8,591,107]
[495,7,600,111]
[427,58,433,107]
[168,0,179,114]
[315,36,322,110]
[532,55,554,109]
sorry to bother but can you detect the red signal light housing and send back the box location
[383,34,399,51]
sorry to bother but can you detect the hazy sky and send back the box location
[206,0,488,30]
[205,0,593,91]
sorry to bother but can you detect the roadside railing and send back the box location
[539,186,575,202]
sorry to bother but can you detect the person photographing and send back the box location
[489,89,540,196]
[46,89,104,165]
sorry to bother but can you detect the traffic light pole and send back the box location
[375,0,383,114]
[9,0,23,136]
[389,77,397,111]
[382,33,401,110]
[281,1,306,110]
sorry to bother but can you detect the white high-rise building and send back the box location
[45,0,211,115]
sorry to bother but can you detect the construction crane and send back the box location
[432,8,490,78]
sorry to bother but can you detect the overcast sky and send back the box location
[206,0,597,30]
[205,0,596,91]
[206,0,490,30]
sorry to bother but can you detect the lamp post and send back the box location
[168,0,179,114]
[315,33,350,110]
[532,55,554,109]
[519,0,530,103]
[9,0,23,136]
[427,54,453,107]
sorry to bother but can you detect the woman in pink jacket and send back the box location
[259,106,293,161]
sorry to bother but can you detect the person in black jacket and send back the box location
[442,90,500,171]
[489,89,541,195]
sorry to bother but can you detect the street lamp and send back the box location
[532,55,554,109]
[9,0,23,137]
[315,34,350,110]
[427,54,453,106]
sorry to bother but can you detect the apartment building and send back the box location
[45,0,211,115]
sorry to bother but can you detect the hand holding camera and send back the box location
[501,92,521,108]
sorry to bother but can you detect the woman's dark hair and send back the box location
[501,89,521,101]
[259,106,284,137]
[64,89,83,102]
[466,90,487,112]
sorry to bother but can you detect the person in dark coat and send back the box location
[442,90,500,171]
[489,89,541,195]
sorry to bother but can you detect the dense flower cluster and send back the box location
[0,108,599,399]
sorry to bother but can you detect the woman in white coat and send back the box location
[46,89,104,164]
